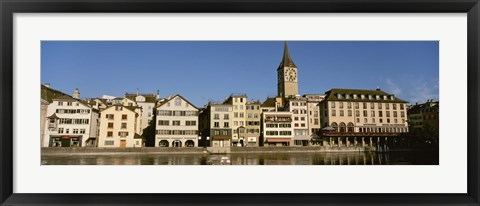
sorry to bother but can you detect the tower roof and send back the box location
[278,41,297,69]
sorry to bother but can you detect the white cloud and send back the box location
[385,78,402,96]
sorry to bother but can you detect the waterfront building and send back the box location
[125,91,158,134]
[408,99,439,132]
[97,105,143,148]
[245,100,262,147]
[43,93,100,147]
[319,88,409,147]
[303,94,325,144]
[262,111,294,146]
[200,102,233,148]
[285,97,310,146]
[155,94,199,147]
[41,84,70,147]
[223,94,247,147]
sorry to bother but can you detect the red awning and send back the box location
[265,138,291,143]
[212,136,231,140]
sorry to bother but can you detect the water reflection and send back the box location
[42,151,438,165]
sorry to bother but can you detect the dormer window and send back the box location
[337,94,342,99]
[353,94,358,99]
[346,94,350,99]
[361,95,365,99]
[383,96,387,100]
[368,95,372,100]
[376,95,380,100]
[390,96,395,100]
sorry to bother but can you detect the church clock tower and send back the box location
[277,42,299,99]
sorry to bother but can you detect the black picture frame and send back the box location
[1,0,479,205]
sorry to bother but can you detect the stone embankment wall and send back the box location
[42,146,375,155]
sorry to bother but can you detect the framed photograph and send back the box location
[1,0,479,205]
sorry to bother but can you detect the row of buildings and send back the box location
[41,42,433,148]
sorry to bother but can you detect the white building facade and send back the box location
[43,95,99,147]
[155,95,199,147]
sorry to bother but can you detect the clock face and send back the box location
[285,68,297,81]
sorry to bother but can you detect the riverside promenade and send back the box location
[41,146,374,156]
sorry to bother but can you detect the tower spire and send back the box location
[278,41,297,68]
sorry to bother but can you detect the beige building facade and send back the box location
[320,89,409,134]
[98,105,143,148]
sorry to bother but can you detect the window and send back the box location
[121,123,127,129]
[106,114,114,120]
[65,129,69,134]
[108,122,114,128]
[172,121,181,126]
[80,129,86,134]
[58,102,63,106]
[300,117,305,121]
[393,104,397,110]
[348,110,352,117]
[158,120,169,126]
[331,102,336,108]
[386,111,390,117]
[224,122,229,128]
[370,103,374,109]
[314,119,319,125]
[107,131,113,137]
[379,111,383,117]
[214,114,220,119]
[234,112,238,118]
[186,121,196,126]
[364,118,368,123]
[73,129,79,134]
[371,111,375,117]
[214,122,219,128]
[355,102,359,109]
[363,103,367,109]
[332,109,336,116]
[340,110,344,116]
[378,103,382,109]
[339,102,344,109]
[379,119,383,123]
[118,132,128,137]
[394,111,398,117]
[401,111,405,117]
[122,114,127,120]
[356,118,360,123]
[347,102,352,109]
[104,141,114,145]
[372,118,375,123]
[240,105,243,110]
[363,111,368,117]
[386,103,390,109]
[58,128,64,133]
[175,98,181,106]
[224,114,229,119]
[115,106,122,111]
[67,102,72,106]
[239,113,244,118]
[400,104,405,110]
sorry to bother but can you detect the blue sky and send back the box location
[41,41,439,107]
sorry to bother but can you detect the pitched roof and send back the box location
[124,93,157,103]
[278,41,297,69]
[324,88,408,103]
[41,84,69,103]
[156,94,199,110]
[261,97,277,107]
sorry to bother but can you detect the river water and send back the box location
[41,151,438,165]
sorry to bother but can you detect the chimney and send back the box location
[73,88,80,99]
